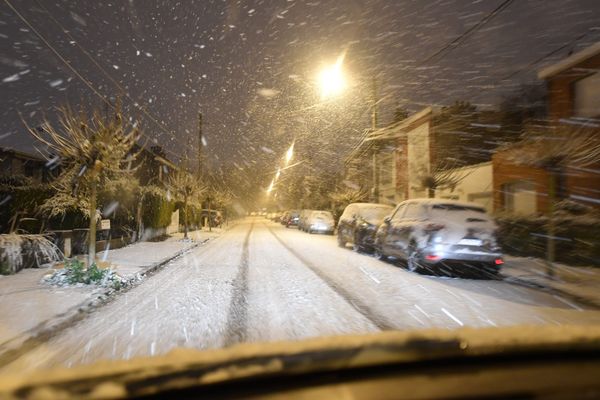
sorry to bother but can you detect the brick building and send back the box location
[493,42,600,214]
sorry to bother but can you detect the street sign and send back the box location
[100,219,111,230]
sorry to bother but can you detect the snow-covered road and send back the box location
[5,218,600,372]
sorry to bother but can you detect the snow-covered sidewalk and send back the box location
[0,228,223,354]
[502,256,600,308]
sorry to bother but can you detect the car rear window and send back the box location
[359,206,393,223]
[432,204,486,213]
[313,211,333,220]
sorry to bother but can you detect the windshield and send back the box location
[312,211,334,220]
[1,0,600,391]
[359,206,393,224]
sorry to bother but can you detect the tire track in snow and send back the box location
[266,225,396,331]
[222,222,254,346]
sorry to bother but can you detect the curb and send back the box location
[0,236,214,369]
[502,274,600,310]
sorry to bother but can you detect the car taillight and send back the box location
[495,258,504,266]
[425,254,441,261]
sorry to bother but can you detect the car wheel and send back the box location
[407,243,423,273]
[337,235,346,248]
[374,247,387,261]
[308,229,313,234]
[352,234,363,253]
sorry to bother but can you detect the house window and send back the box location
[574,72,600,118]
[502,181,537,215]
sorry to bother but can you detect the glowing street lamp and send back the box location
[318,51,346,99]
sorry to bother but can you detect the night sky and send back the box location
[1,0,600,192]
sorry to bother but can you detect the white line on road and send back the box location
[407,310,425,326]
[359,266,380,284]
[417,284,431,294]
[553,295,583,311]
[414,304,431,319]
[130,319,136,336]
[460,292,482,307]
[441,307,464,326]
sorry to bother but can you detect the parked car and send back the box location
[374,199,503,278]
[337,203,393,253]
[284,210,300,228]
[304,210,335,234]
[298,209,315,231]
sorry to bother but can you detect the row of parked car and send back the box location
[337,199,504,277]
[270,210,335,234]
[264,198,503,277]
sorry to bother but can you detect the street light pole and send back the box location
[371,76,379,203]
[197,112,203,176]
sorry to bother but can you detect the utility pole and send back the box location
[197,112,203,176]
[371,76,379,203]
[198,111,212,231]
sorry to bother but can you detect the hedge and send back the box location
[142,192,175,230]
[495,214,600,267]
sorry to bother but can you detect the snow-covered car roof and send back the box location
[400,198,487,211]
[349,203,394,209]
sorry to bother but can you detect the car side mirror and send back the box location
[383,217,391,224]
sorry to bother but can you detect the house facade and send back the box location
[345,106,497,208]
[492,42,600,214]
[356,108,433,204]
[0,147,52,183]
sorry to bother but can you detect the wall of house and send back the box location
[545,52,600,210]
[377,146,397,205]
[435,162,494,212]
[564,164,600,208]
[395,136,408,203]
[492,150,550,214]
[407,121,431,199]
[546,52,600,121]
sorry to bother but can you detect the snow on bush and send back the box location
[0,233,62,274]
[43,259,128,290]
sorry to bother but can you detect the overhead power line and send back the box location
[4,0,186,162]
[420,0,515,65]
[33,0,192,154]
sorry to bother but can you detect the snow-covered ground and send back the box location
[3,217,600,373]
[0,228,222,357]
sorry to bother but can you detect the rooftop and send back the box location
[538,41,600,80]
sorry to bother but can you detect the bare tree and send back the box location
[417,160,472,198]
[504,123,600,277]
[329,184,369,205]
[27,104,139,266]
[166,169,206,239]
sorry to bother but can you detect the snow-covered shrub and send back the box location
[44,258,126,289]
[142,190,175,230]
[0,233,62,274]
[495,214,600,267]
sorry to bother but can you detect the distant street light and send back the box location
[317,51,346,99]
[285,141,294,165]
[266,179,275,194]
